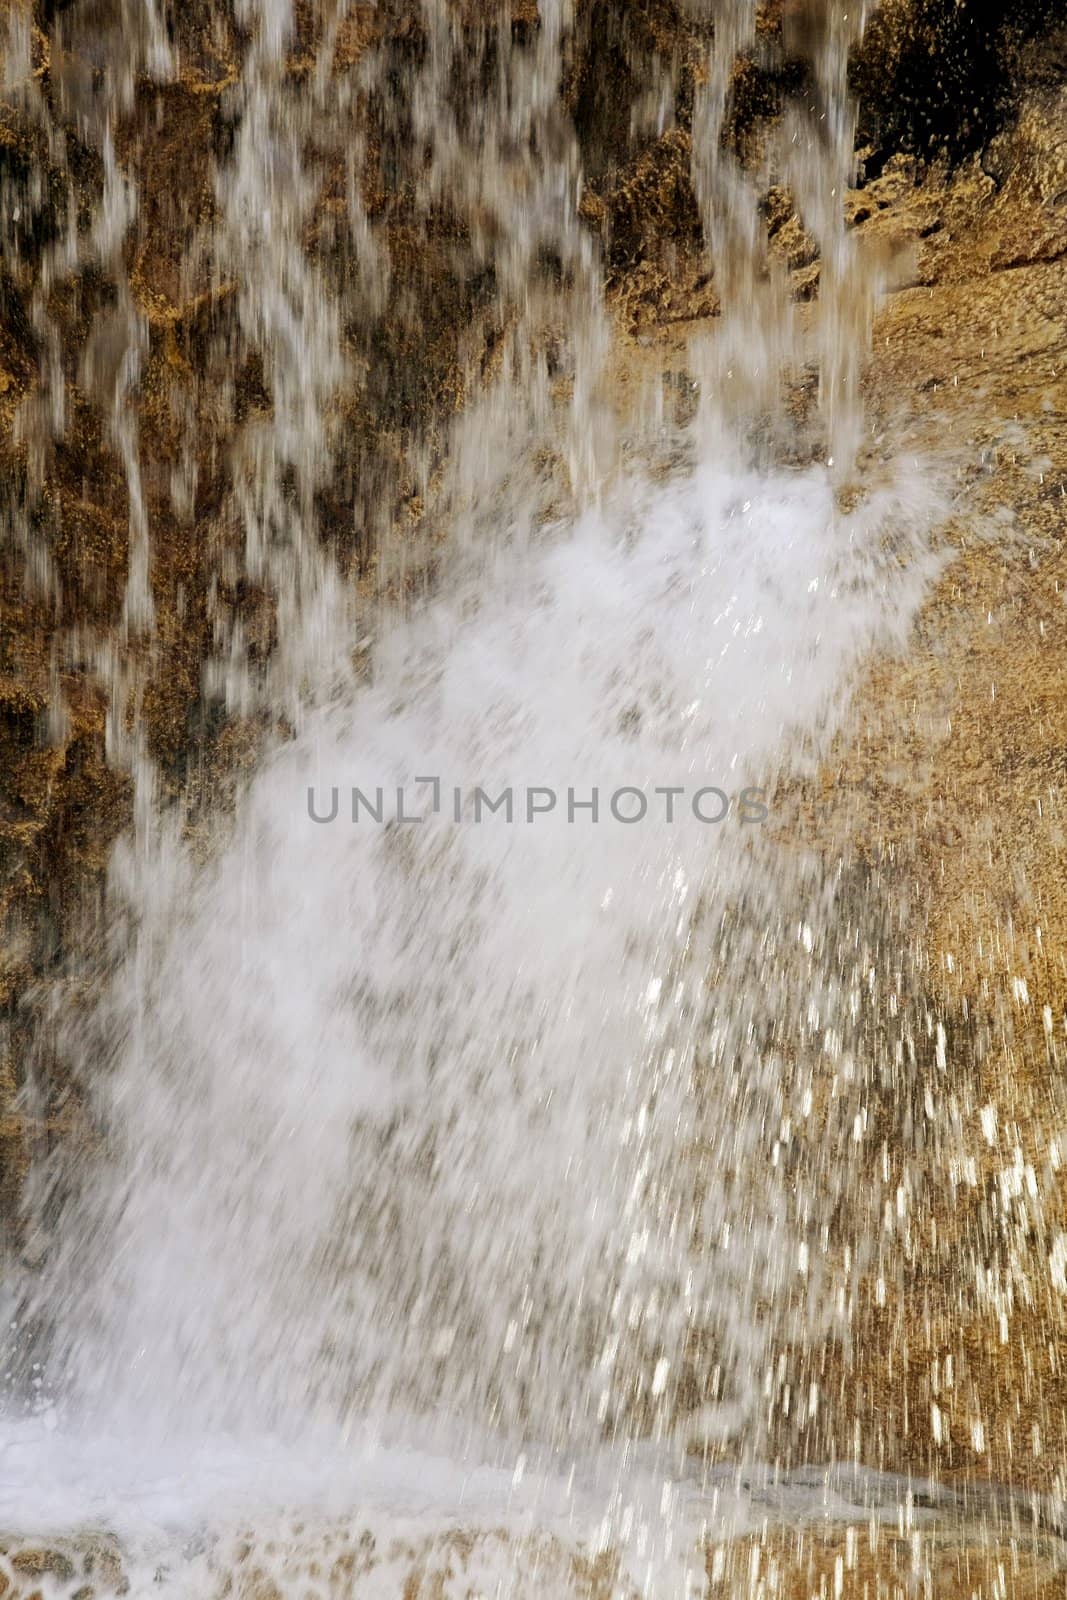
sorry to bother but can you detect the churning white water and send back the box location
[0,0,950,1593]
[0,448,941,1594]
[42,456,938,1446]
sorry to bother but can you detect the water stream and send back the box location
[0,1,953,1593]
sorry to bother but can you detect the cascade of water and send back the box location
[781,1,873,470]
[689,0,802,446]
[689,0,874,472]
[0,1,945,1590]
[0,0,165,781]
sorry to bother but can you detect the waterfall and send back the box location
[0,2,944,1593]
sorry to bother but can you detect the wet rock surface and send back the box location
[0,1535,126,1598]
[784,99,1067,1496]
[706,1519,1067,1600]
[578,0,1067,1552]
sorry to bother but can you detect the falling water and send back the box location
[0,1,948,1593]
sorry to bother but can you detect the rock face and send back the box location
[3,0,1067,1558]
[850,0,1064,161]
[706,1520,1067,1600]
[0,1534,126,1597]
[790,112,1067,1491]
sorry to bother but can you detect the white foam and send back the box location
[21,454,940,1456]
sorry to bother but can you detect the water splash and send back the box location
[0,0,947,1591]
[26,448,936,1451]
